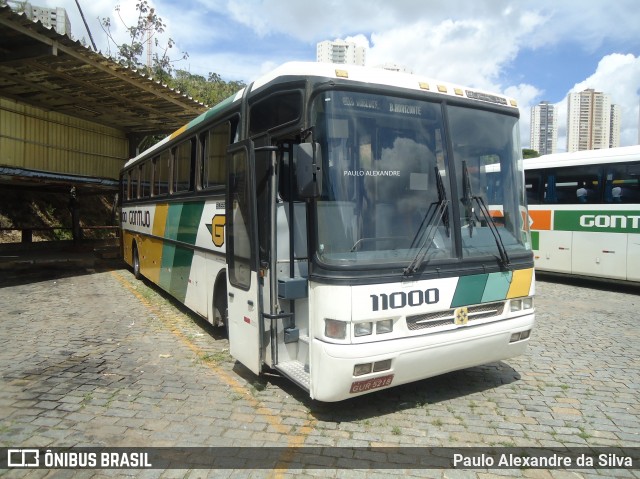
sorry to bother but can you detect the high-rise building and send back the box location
[566,89,620,152]
[530,101,557,155]
[609,104,621,148]
[8,1,71,36]
[317,40,366,66]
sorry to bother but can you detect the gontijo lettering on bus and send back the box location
[578,213,640,229]
[555,210,640,233]
[123,209,151,227]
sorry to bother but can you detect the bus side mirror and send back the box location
[293,143,322,198]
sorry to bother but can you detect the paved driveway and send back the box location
[1,265,638,478]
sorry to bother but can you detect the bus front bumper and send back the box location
[309,313,535,402]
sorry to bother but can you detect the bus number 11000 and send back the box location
[370,289,439,311]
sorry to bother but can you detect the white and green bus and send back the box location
[524,145,640,283]
[120,62,535,402]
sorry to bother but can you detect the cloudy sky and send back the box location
[35,0,640,151]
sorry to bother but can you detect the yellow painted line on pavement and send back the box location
[110,270,316,475]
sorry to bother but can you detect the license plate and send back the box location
[349,374,394,394]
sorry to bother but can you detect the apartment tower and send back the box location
[566,89,620,151]
[530,101,557,155]
[316,40,366,66]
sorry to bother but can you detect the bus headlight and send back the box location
[325,319,347,340]
[510,297,534,312]
[354,322,373,337]
[376,319,393,334]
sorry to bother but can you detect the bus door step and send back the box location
[276,360,310,391]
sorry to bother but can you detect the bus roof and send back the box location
[251,61,519,107]
[524,145,640,170]
[124,61,519,169]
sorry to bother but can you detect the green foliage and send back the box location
[172,70,245,106]
[522,148,540,159]
[99,1,245,107]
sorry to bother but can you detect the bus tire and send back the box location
[213,277,228,337]
[132,243,142,280]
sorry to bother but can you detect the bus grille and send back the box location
[406,301,505,331]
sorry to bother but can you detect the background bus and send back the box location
[524,145,640,282]
[120,62,535,401]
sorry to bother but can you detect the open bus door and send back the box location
[225,140,263,374]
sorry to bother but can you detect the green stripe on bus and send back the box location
[199,95,236,123]
[531,231,539,250]
[177,202,206,244]
[169,246,194,302]
[481,271,512,302]
[158,242,193,303]
[164,203,183,241]
[159,242,176,292]
[158,202,206,301]
[554,210,640,233]
[451,274,488,307]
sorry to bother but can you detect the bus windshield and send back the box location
[311,90,530,270]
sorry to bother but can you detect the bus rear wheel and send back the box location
[132,244,141,280]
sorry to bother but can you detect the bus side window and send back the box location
[525,173,541,204]
[249,91,302,136]
[122,173,129,202]
[173,139,195,193]
[130,168,139,199]
[605,163,640,203]
[140,161,151,198]
[155,151,171,196]
[553,166,601,204]
[201,122,230,189]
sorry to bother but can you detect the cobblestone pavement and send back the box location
[0,264,638,479]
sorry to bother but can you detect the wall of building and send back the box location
[0,98,128,179]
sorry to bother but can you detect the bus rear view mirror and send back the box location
[294,143,323,198]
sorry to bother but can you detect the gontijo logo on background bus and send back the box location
[577,213,640,230]
[530,210,640,234]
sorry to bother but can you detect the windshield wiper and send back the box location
[461,161,510,269]
[404,166,450,276]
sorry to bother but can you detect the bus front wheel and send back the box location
[213,283,229,337]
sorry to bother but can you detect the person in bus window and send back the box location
[612,186,622,202]
[576,182,587,203]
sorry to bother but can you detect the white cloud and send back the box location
[543,54,640,151]
[25,1,640,148]
[367,14,540,91]
[524,0,640,52]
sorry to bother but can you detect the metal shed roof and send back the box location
[0,5,208,135]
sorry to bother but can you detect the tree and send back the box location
[100,0,187,82]
[100,2,245,108]
[522,149,540,159]
[173,70,246,106]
